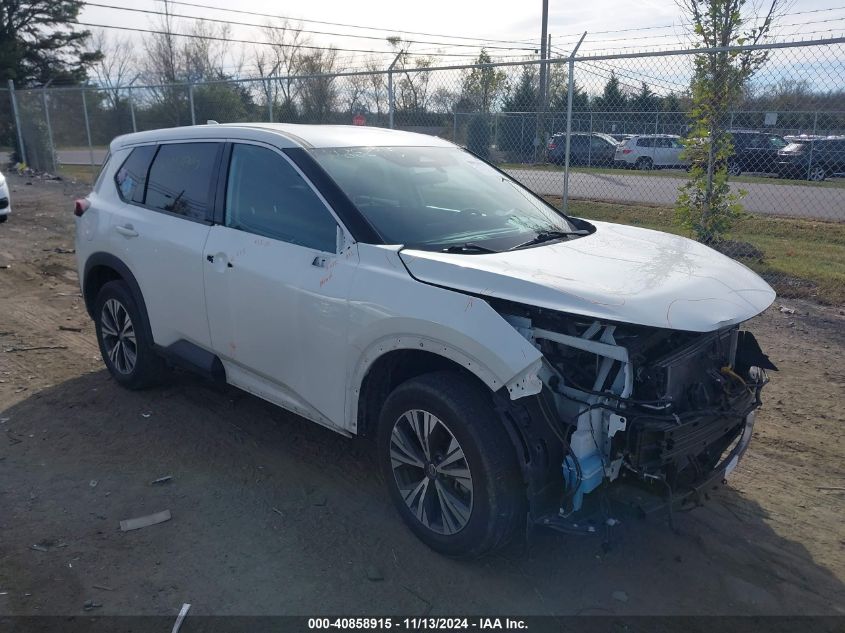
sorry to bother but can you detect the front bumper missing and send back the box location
[537,409,758,534]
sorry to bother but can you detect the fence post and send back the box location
[81,89,96,176]
[562,32,587,214]
[452,111,457,142]
[188,82,196,126]
[807,111,818,180]
[42,87,57,174]
[266,80,274,122]
[388,51,403,130]
[7,80,27,166]
[128,87,137,133]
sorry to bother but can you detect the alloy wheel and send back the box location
[389,409,474,535]
[809,166,826,181]
[100,298,137,374]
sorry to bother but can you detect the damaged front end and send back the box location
[494,302,777,527]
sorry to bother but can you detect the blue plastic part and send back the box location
[563,453,604,512]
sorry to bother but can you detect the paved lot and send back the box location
[1,175,844,616]
[508,168,845,220]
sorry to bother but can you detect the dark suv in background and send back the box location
[547,132,618,166]
[776,136,845,181]
[727,130,788,176]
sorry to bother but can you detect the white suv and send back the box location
[614,134,689,170]
[0,169,10,223]
[76,124,776,557]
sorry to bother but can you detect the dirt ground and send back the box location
[1,173,844,617]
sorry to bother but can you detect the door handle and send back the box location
[114,224,138,238]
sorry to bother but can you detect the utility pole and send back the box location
[535,0,549,161]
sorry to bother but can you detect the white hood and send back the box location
[399,221,776,332]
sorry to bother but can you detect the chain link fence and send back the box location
[2,37,844,303]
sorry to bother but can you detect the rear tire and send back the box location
[0,215,7,223]
[377,371,525,558]
[94,280,164,389]
[635,157,653,171]
[808,165,826,182]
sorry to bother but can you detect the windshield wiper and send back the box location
[443,242,498,254]
[509,229,589,251]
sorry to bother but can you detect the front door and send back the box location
[203,142,357,429]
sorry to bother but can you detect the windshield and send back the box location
[310,146,578,252]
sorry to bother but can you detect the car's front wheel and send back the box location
[94,280,164,389]
[377,371,525,558]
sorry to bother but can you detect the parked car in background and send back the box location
[727,130,788,176]
[0,169,10,223]
[76,123,776,558]
[614,134,688,170]
[547,132,618,166]
[776,136,845,181]
[609,133,634,143]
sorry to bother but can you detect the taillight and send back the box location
[74,199,90,217]
[622,148,633,154]
[548,143,557,150]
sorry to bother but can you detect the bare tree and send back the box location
[364,57,388,119]
[299,48,339,122]
[253,21,309,120]
[88,30,139,110]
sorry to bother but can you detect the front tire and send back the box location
[94,280,164,389]
[377,371,525,558]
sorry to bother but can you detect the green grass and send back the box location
[502,163,845,189]
[545,197,845,305]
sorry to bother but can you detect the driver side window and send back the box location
[225,144,338,252]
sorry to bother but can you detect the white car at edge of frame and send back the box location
[0,169,10,223]
[74,123,777,558]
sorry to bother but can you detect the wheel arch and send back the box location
[351,333,541,438]
[82,252,154,344]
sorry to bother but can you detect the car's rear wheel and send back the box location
[808,165,827,181]
[377,371,525,558]
[635,157,653,171]
[0,215,7,223]
[94,280,164,389]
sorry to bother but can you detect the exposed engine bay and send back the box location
[494,301,777,520]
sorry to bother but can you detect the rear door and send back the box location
[202,142,356,429]
[110,141,222,348]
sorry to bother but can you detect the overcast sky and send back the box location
[78,0,844,78]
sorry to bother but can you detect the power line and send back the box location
[550,4,845,39]
[76,21,517,57]
[104,0,539,47]
[83,2,538,51]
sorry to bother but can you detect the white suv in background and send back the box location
[75,123,776,557]
[0,169,10,223]
[614,134,689,170]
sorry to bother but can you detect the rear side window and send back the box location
[115,145,156,203]
[636,137,654,147]
[145,143,221,221]
[225,144,338,252]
